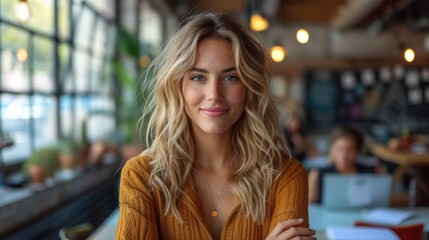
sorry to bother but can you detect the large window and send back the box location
[0,0,117,166]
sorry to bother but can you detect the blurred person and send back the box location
[308,125,377,204]
[283,115,316,162]
[115,12,315,239]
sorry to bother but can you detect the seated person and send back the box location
[283,115,312,162]
[308,125,377,204]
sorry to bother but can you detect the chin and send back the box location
[201,128,229,135]
[197,124,232,135]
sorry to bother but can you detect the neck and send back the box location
[336,165,357,174]
[191,127,234,172]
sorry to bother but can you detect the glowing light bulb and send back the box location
[296,29,309,44]
[16,48,28,62]
[250,13,269,32]
[270,46,286,62]
[404,48,415,62]
[15,0,31,23]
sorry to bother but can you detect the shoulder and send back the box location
[120,155,153,186]
[281,158,306,176]
[275,158,307,187]
[119,155,156,204]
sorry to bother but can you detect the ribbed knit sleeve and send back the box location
[268,160,309,231]
[114,156,309,239]
[115,157,159,240]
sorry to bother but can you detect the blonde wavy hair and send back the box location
[139,11,290,224]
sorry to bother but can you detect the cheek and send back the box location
[228,85,247,106]
[182,85,202,108]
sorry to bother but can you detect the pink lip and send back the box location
[200,107,229,117]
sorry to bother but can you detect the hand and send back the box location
[266,218,316,240]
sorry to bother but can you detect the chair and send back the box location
[354,221,424,240]
[59,223,93,240]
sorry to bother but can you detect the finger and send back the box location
[291,237,317,240]
[278,227,315,240]
[267,218,304,238]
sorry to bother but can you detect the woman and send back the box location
[308,125,376,204]
[116,12,314,240]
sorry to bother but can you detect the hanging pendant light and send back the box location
[404,48,415,63]
[296,28,309,44]
[250,12,269,32]
[270,39,287,62]
[270,46,285,62]
[249,0,269,31]
[15,0,31,23]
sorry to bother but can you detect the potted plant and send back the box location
[22,146,60,186]
[58,140,77,170]
[56,139,80,181]
[112,27,150,160]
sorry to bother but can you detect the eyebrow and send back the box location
[190,67,236,73]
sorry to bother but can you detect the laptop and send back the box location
[322,173,392,209]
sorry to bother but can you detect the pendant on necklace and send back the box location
[211,210,218,217]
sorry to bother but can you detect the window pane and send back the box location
[33,95,57,148]
[140,1,163,56]
[106,25,116,57]
[74,50,90,92]
[0,0,54,35]
[1,24,30,92]
[0,0,15,20]
[34,37,54,92]
[90,57,103,92]
[75,7,94,49]
[93,21,106,56]
[87,95,116,141]
[27,0,54,34]
[101,61,113,94]
[59,43,71,91]
[64,69,75,93]
[75,96,90,142]
[85,0,115,19]
[60,95,73,139]
[93,95,115,111]
[58,0,71,39]
[1,94,32,164]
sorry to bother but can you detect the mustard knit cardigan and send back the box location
[115,156,309,240]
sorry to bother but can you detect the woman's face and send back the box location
[182,37,247,135]
[329,136,358,170]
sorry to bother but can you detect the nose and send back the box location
[207,78,223,101]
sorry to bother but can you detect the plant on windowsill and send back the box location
[22,146,60,187]
[56,139,79,181]
[112,27,152,160]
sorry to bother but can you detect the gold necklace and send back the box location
[202,173,228,218]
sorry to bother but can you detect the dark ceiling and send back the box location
[164,0,429,32]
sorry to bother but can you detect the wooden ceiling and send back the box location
[179,0,427,30]
[190,0,347,24]
[277,0,346,24]
[191,0,246,13]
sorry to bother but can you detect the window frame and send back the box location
[0,0,119,172]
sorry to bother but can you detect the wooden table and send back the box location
[310,204,429,240]
[369,143,429,182]
[89,205,429,240]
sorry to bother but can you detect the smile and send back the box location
[200,107,229,117]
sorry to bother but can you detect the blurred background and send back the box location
[0,0,428,239]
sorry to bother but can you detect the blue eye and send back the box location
[191,75,204,81]
[224,75,239,81]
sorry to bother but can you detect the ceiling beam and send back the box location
[331,0,386,30]
[278,0,346,23]
[193,0,246,13]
